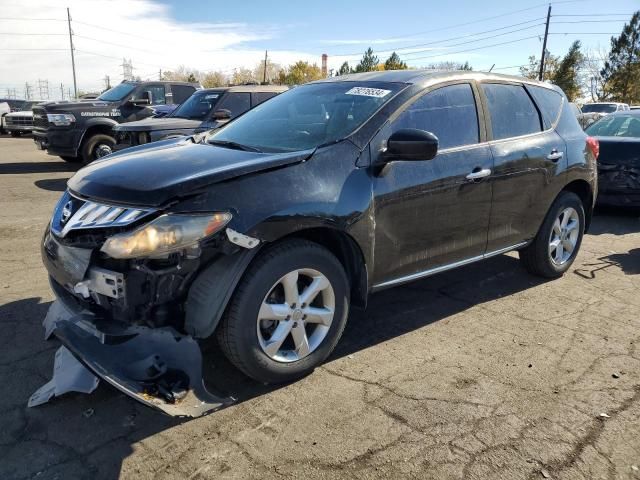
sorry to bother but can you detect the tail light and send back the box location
[586,136,599,160]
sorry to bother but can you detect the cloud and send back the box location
[0,0,326,97]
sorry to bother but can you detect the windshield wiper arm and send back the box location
[208,140,263,153]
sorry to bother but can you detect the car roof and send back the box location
[197,85,288,93]
[584,102,628,106]
[313,70,561,92]
[608,109,640,116]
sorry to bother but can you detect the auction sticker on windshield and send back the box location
[345,87,392,98]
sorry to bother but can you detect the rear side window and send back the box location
[528,85,563,128]
[172,85,197,104]
[217,92,251,118]
[251,92,278,107]
[482,83,542,140]
[394,83,479,149]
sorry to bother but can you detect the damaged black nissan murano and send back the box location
[34,71,598,417]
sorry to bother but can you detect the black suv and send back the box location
[32,80,200,163]
[114,85,288,150]
[37,71,598,416]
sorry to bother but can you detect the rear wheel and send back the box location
[81,133,115,163]
[60,155,81,163]
[216,239,350,384]
[519,191,585,278]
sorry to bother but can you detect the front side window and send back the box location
[482,83,542,140]
[393,83,479,150]
[216,93,251,118]
[208,81,405,152]
[171,91,222,120]
[97,83,137,102]
[586,115,640,138]
[135,85,166,105]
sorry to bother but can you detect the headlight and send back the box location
[47,113,76,126]
[100,213,231,259]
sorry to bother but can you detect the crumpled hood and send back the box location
[114,116,201,132]
[67,137,314,207]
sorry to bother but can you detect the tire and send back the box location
[216,239,350,384]
[10,131,20,137]
[519,191,585,278]
[80,133,115,163]
[60,155,81,163]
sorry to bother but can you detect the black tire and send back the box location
[519,191,585,278]
[10,131,20,137]
[60,155,81,163]
[80,133,115,163]
[216,239,350,384]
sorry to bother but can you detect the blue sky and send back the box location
[156,0,638,71]
[0,0,637,96]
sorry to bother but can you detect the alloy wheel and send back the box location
[257,268,335,363]
[548,207,580,265]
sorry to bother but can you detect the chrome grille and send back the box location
[51,191,156,238]
[5,115,33,126]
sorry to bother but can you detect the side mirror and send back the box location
[213,109,232,120]
[131,91,151,106]
[384,129,439,161]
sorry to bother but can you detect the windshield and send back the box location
[586,114,640,138]
[207,81,405,152]
[171,91,222,120]
[582,104,617,114]
[97,83,137,102]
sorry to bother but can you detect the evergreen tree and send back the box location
[355,48,379,73]
[186,73,197,83]
[601,11,640,103]
[552,40,584,101]
[383,52,408,70]
[460,61,473,71]
[337,61,351,76]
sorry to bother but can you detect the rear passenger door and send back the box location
[480,82,566,252]
[371,82,494,285]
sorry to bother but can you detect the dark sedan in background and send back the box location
[586,110,640,207]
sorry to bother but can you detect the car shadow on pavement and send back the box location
[0,162,79,175]
[589,209,640,236]
[0,254,546,479]
[34,178,70,192]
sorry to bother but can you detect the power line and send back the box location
[0,17,65,21]
[551,20,631,24]
[407,35,541,63]
[0,32,66,36]
[331,17,546,57]
[74,34,157,54]
[72,20,156,42]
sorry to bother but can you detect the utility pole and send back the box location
[37,79,50,100]
[538,4,551,81]
[103,75,111,90]
[263,50,268,84]
[24,82,32,100]
[67,8,78,100]
[159,69,162,80]
[60,83,64,100]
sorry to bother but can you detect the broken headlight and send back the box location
[100,213,231,259]
[47,113,76,126]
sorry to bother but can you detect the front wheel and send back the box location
[216,239,350,384]
[519,191,585,278]
[81,133,115,163]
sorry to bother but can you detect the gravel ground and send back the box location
[1,135,639,480]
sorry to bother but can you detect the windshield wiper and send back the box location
[208,140,263,153]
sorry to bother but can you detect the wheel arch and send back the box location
[78,120,117,150]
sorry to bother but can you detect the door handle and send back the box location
[466,168,492,180]
[547,149,564,161]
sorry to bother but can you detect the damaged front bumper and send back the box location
[29,300,234,417]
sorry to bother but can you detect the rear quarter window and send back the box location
[528,85,564,128]
[251,92,278,107]
[481,83,542,140]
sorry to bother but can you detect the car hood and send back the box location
[67,137,315,207]
[39,100,118,113]
[114,117,201,132]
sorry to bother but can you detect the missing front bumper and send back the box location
[29,300,234,417]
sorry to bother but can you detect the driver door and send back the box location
[370,82,494,287]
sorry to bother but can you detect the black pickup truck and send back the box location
[32,80,200,163]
